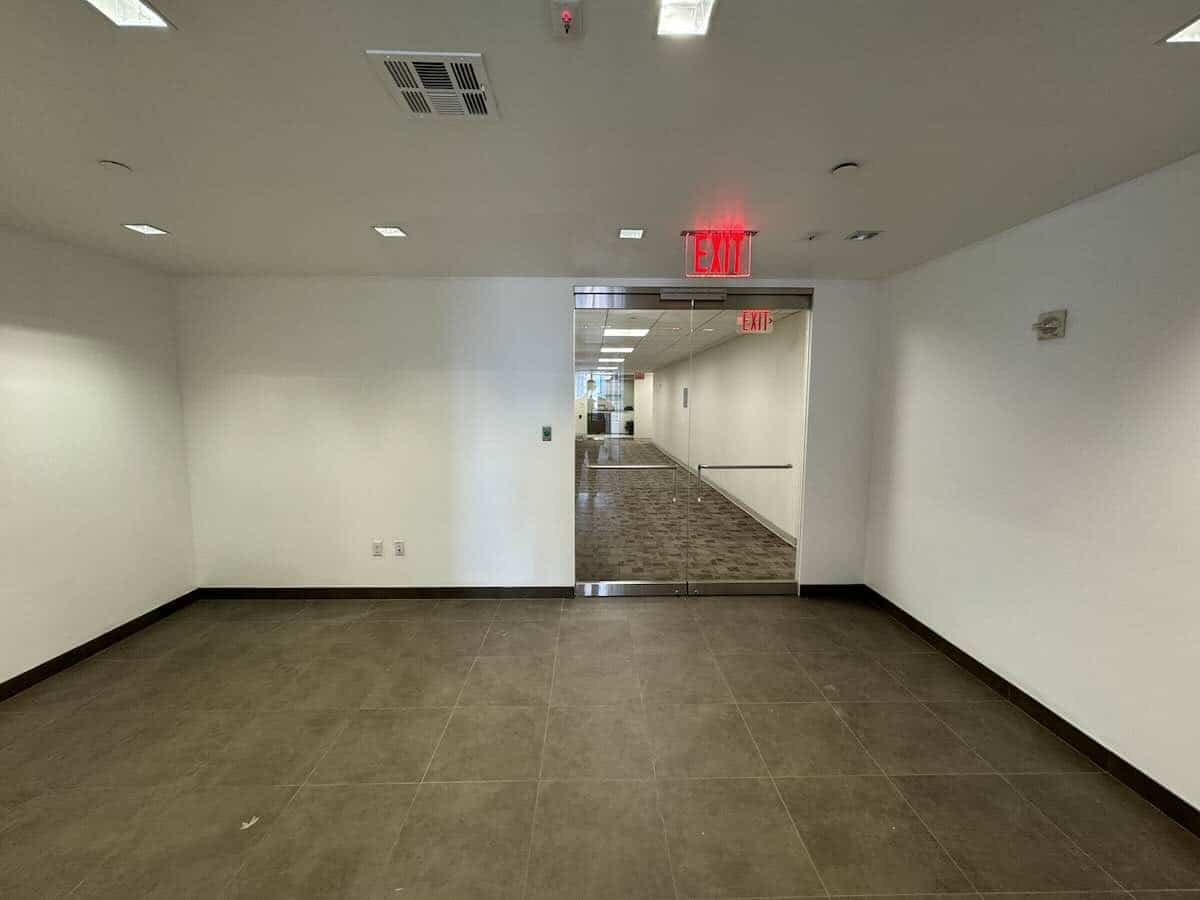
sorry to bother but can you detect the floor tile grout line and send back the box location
[371,606,499,896]
[702,627,834,900]
[220,710,355,894]
[918,699,1134,895]
[517,607,561,900]
[823,681,984,899]
[637,623,684,900]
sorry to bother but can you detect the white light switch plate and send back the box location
[372,539,383,557]
[394,540,406,557]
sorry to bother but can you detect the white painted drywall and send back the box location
[175,277,576,587]
[651,311,809,543]
[633,373,654,440]
[868,152,1200,807]
[177,276,876,588]
[802,281,879,584]
[0,229,194,682]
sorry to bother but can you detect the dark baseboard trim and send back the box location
[0,589,201,704]
[857,584,1200,838]
[191,586,576,600]
[799,583,864,597]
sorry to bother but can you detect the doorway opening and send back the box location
[573,285,813,596]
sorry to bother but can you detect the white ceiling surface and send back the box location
[574,308,800,373]
[2,1,1200,278]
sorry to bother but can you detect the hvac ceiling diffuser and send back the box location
[366,51,498,120]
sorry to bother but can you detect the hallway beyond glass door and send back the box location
[573,285,812,596]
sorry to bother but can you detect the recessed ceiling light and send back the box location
[598,357,623,363]
[845,230,882,241]
[604,328,649,337]
[657,0,716,36]
[1165,14,1200,42]
[600,347,634,353]
[702,327,714,332]
[82,0,170,28]
[373,226,407,238]
[617,227,645,240]
[123,223,169,235]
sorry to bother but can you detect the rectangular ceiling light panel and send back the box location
[657,0,716,36]
[600,347,634,353]
[123,223,169,235]
[618,227,644,239]
[1165,16,1200,41]
[83,0,169,27]
[604,328,649,337]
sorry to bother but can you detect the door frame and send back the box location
[573,285,814,598]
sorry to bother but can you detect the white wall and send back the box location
[0,229,194,682]
[632,373,654,440]
[651,311,809,542]
[176,277,576,587]
[802,281,879,583]
[868,152,1200,808]
[177,276,876,589]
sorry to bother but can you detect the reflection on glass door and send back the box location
[683,304,808,594]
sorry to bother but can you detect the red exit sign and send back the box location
[737,309,774,334]
[683,229,755,278]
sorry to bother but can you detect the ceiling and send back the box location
[574,307,801,374]
[2,1,1200,278]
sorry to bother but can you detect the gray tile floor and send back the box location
[575,437,797,582]
[2,594,1199,898]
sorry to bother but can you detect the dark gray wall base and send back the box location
[192,586,575,600]
[0,589,201,704]
[858,584,1200,839]
[799,583,864,597]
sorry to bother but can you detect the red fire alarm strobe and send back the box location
[682,229,756,278]
[551,0,584,37]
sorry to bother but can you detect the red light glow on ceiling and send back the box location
[682,229,755,278]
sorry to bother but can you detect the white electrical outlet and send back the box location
[372,539,384,557]
[394,540,406,557]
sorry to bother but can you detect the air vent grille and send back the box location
[452,62,480,91]
[384,60,418,90]
[463,91,488,115]
[367,51,498,120]
[413,60,454,90]
[402,91,431,114]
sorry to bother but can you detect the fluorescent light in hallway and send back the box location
[373,226,407,237]
[604,328,649,337]
[600,347,633,353]
[617,227,644,239]
[82,0,169,27]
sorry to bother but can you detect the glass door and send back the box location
[574,294,690,596]
[684,298,810,594]
[573,286,811,597]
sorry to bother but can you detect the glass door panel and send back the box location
[684,305,806,594]
[574,301,689,596]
